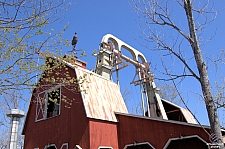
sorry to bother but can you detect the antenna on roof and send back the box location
[71,32,78,57]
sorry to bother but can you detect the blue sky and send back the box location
[42,1,225,125]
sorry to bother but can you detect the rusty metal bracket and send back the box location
[111,51,128,72]
[131,62,154,86]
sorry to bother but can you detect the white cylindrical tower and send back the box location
[6,109,24,149]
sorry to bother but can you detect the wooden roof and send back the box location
[74,66,128,122]
[161,99,197,124]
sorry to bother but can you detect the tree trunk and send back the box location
[184,0,224,148]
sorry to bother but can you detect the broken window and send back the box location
[46,87,61,118]
[35,86,61,121]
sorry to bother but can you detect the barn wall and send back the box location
[116,114,210,149]
[23,64,90,149]
[89,119,119,149]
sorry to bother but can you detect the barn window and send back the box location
[35,86,61,121]
[163,135,209,149]
[46,87,61,118]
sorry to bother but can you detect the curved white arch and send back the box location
[101,34,147,63]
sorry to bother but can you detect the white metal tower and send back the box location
[6,109,25,149]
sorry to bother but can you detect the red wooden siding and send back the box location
[116,113,210,149]
[89,119,119,149]
[23,64,90,149]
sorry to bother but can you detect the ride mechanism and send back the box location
[94,34,168,120]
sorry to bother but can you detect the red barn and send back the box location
[22,34,225,149]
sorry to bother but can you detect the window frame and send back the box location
[35,85,62,122]
[60,143,68,149]
[44,144,57,149]
[163,135,210,149]
[45,86,61,119]
[124,142,155,149]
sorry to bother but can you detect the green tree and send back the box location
[0,0,71,99]
[0,0,77,147]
